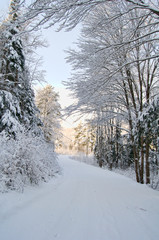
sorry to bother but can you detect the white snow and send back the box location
[0,155,159,240]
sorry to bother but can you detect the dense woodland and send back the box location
[0,0,159,191]
[64,1,159,187]
[0,0,60,192]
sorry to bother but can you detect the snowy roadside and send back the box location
[0,133,61,193]
[71,154,136,178]
[70,153,159,190]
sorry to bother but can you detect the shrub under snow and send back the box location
[0,132,60,192]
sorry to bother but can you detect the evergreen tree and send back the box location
[0,0,41,137]
[133,96,159,185]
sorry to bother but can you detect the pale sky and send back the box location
[0,0,81,128]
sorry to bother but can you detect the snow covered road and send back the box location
[0,155,159,240]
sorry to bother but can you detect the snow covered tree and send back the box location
[26,0,159,31]
[0,0,42,137]
[93,109,125,169]
[64,1,159,185]
[73,122,95,154]
[133,96,159,185]
[22,31,48,86]
[0,1,60,192]
[35,85,61,144]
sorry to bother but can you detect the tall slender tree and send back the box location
[0,0,41,137]
[36,85,61,143]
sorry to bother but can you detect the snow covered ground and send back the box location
[0,155,159,240]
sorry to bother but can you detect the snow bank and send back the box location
[71,154,159,190]
[0,132,60,192]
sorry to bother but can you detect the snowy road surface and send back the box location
[0,155,159,240]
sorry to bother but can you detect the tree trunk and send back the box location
[133,145,140,183]
[140,135,144,184]
[145,140,150,184]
